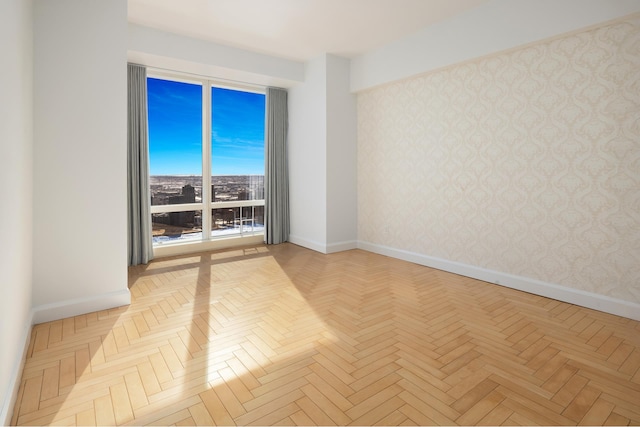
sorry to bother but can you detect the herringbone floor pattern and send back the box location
[11,244,640,425]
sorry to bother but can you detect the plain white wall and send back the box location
[351,0,640,92]
[288,54,358,253]
[288,55,328,251]
[0,0,34,422]
[326,55,357,249]
[32,0,129,321]
[128,24,305,88]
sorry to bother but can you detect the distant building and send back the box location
[238,189,249,200]
[254,185,264,200]
[168,184,196,227]
[168,184,196,205]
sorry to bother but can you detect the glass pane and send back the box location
[152,211,202,244]
[149,177,201,205]
[148,78,203,206]
[211,175,264,202]
[210,206,264,238]
[211,207,241,238]
[211,87,265,202]
[253,205,265,230]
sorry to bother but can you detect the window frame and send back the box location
[147,70,266,248]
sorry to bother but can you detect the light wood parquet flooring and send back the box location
[11,243,640,425]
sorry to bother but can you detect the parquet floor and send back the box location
[11,243,640,425]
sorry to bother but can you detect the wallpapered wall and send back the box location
[357,15,640,304]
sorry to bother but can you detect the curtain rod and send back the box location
[128,62,287,91]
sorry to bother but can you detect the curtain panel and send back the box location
[265,87,290,244]
[127,63,154,265]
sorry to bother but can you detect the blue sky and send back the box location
[147,78,265,176]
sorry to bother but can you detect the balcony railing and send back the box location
[151,200,265,245]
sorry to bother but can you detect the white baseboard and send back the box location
[358,240,640,322]
[32,289,131,324]
[288,234,329,254]
[288,235,358,254]
[1,310,33,426]
[326,240,358,254]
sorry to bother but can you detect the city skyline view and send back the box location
[150,174,265,244]
[149,174,264,205]
[147,77,266,176]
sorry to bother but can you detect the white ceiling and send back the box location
[128,0,489,62]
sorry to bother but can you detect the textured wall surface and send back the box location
[357,15,640,303]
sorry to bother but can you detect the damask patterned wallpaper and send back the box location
[357,15,640,303]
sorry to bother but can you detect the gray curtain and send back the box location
[265,87,289,244]
[127,63,153,265]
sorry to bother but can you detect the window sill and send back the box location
[153,233,265,258]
